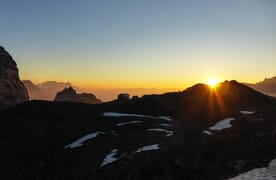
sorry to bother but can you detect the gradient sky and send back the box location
[1,0,276,91]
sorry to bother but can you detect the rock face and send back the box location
[0,46,28,108]
[54,87,101,104]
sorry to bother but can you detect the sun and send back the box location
[207,78,219,88]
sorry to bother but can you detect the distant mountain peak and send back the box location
[61,87,77,95]
[23,80,82,101]
[244,76,276,97]
[54,87,101,104]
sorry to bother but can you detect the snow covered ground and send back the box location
[240,111,255,115]
[100,145,161,167]
[147,128,173,136]
[159,123,172,127]
[64,131,105,149]
[116,121,142,126]
[230,158,276,180]
[134,144,160,153]
[103,112,173,121]
[202,118,235,135]
[208,118,235,131]
[100,149,119,167]
[202,130,213,135]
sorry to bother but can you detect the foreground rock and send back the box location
[0,46,28,108]
[54,87,101,104]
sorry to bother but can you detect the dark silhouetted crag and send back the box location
[54,87,101,104]
[0,46,28,108]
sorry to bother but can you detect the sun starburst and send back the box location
[207,78,219,88]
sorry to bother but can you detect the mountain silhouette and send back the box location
[0,80,275,179]
[54,87,101,104]
[245,76,276,97]
[23,80,81,100]
[109,80,274,125]
[0,46,28,108]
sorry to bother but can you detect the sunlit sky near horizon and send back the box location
[1,0,276,91]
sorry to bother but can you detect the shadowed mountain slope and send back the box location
[0,80,275,180]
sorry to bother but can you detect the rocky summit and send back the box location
[0,46,28,108]
[54,87,101,104]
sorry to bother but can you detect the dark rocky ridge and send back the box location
[108,80,274,125]
[0,80,275,179]
[0,46,28,108]
[54,87,101,104]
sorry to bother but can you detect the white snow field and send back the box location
[64,131,105,149]
[208,118,235,131]
[134,144,160,153]
[100,149,119,167]
[230,158,276,180]
[116,121,142,126]
[240,111,255,115]
[159,123,172,127]
[202,130,213,135]
[146,128,173,136]
[103,112,173,121]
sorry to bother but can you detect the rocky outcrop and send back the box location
[54,87,101,104]
[117,93,130,102]
[0,46,28,108]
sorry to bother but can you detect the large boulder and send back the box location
[0,46,29,108]
[54,87,101,104]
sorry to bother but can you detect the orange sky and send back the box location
[2,1,275,101]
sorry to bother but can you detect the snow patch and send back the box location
[103,112,172,121]
[230,158,276,180]
[64,131,105,149]
[159,123,172,127]
[203,130,213,135]
[116,121,142,126]
[147,128,173,136]
[240,111,255,115]
[208,118,235,131]
[135,144,160,153]
[158,116,173,121]
[100,149,119,167]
